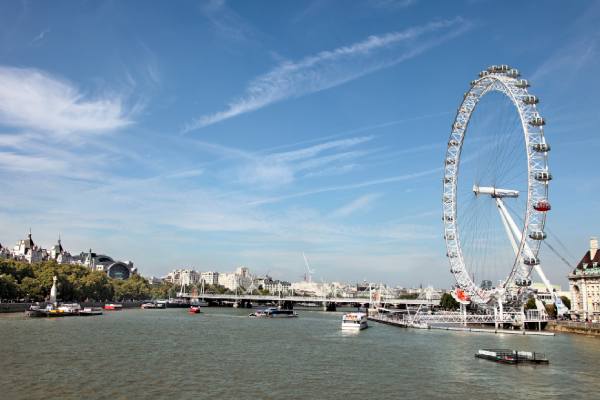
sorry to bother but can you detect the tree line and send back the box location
[0,259,174,302]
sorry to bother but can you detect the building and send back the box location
[200,271,219,286]
[49,236,72,264]
[0,242,10,259]
[218,267,253,291]
[164,269,200,286]
[76,249,137,280]
[569,237,600,320]
[11,231,44,263]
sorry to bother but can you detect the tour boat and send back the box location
[103,303,123,311]
[341,312,368,331]
[248,307,297,318]
[79,307,103,316]
[475,349,549,365]
[189,306,201,314]
[141,302,164,309]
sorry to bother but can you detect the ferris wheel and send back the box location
[442,64,556,307]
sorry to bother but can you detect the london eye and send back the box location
[442,65,562,311]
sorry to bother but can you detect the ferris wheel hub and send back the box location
[472,185,519,198]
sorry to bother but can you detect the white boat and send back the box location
[249,307,298,318]
[342,312,368,330]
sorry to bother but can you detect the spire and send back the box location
[57,233,63,252]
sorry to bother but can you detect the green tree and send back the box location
[525,297,537,310]
[0,274,19,300]
[560,296,571,310]
[440,293,459,310]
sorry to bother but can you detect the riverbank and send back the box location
[0,301,147,313]
[546,320,600,337]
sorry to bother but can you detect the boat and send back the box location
[190,299,209,307]
[341,312,368,331]
[165,298,190,308]
[79,307,103,316]
[248,307,298,318]
[103,303,123,311]
[141,302,164,309]
[189,306,201,314]
[475,349,549,365]
[24,305,47,318]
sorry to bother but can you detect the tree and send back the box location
[0,274,18,300]
[525,297,537,310]
[560,296,571,310]
[440,293,459,310]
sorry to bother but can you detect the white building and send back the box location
[11,231,43,263]
[164,269,200,286]
[200,271,219,286]
[218,267,253,291]
[569,237,600,320]
[49,236,72,264]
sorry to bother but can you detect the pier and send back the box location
[368,309,554,336]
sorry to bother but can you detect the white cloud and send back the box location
[185,17,469,130]
[0,151,67,172]
[0,66,132,137]
[332,193,382,217]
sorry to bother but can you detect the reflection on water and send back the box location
[1,308,600,399]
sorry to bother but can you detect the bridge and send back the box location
[187,293,440,307]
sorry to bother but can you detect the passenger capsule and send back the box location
[515,79,530,88]
[507,69,520,78]
[444,176,455,184]
[533,200,551,212]
[443,214,454,222]
[446,158,456,165]
[498,64,510,72]
[529,231,547,240]
[448,139,460,147]
[532,142,551,152]
[523,257,540,266]
[479,70,491,78]
[522,95,539,105]
[534,171,552,182]
[447,252,458,258]
[529,116,545,126]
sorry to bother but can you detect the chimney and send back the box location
[591,237,599,259]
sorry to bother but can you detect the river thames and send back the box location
[1,308,599,399]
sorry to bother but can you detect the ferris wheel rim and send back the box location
[442,66,550,305]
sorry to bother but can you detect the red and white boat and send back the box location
[189,306,201,314]
[103,303,123,311]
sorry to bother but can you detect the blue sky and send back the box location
[0,0,599,287]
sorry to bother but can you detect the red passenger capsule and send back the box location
[534,200,551,212]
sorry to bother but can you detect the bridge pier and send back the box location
[323,302,336,312]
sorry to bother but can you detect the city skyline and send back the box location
[1,1,599,287]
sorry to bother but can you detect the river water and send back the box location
[1,307,599,399]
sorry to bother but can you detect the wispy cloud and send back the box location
[200,0,258,43]
[191,135,375,187]
[0,66,132,137]
[331,193,382,218]
[184,17,470,130]
[30,29,50,45]
[250,166,441,205]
